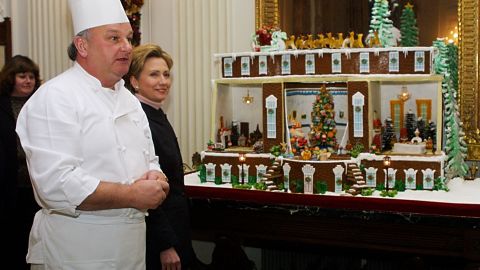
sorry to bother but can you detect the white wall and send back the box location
[230,0,255,52]
[0,0,11,18]
[11,0,29,56]
[140,0,176,55]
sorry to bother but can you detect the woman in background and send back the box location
[125,44,203,270]
[0,55,41,270]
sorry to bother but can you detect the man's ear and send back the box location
[73,36,88,58]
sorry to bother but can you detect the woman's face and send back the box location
[133,57,171,103]
[12,72,36,97]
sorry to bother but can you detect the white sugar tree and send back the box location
[433,40,468,179]
[369,0,395,47]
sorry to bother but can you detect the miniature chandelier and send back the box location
[398,86,410,102]
[243,90,254,104]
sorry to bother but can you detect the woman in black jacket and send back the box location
[0,55,41,269]
[125,44,201,270]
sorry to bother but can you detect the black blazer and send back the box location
[142,103,194,269]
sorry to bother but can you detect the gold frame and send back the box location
[390,100,405,132]
[256,0,480,160]
[255,0,279,29]
[415,99,432,122]
[459,0,480,160]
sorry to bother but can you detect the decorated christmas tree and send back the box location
[405,109,416,140]
[369,0,395,47]
[308,85,336,151]
[121,0,144,47]
[433,40,468,178]
[382,117,394,151]
[399,3,419,46]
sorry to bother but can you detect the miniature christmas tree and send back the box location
[369,0,395,47]
[399,3,419,46]
[308,85,337,151]
[405,109,416,140]
[433,40,468,178]
[250,124,263,145]
[230,122,239,146]
[121,0,144,46]
[382,117,394,151]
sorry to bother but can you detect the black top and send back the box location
[1,94,40,270]
[0,95,18,213]
[141,103,195,269]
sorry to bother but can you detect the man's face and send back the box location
[85,23,133,87]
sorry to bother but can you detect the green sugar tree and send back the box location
[400,3,419,46]
[369,0,395,47]
[433,40,468,179]
[447,43,459,91]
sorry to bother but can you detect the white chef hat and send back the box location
[69,0,130,35]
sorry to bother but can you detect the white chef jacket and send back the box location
[16,62,161,270]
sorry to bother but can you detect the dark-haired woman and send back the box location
[0,55,41,270]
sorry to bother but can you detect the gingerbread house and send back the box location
[201,47,445,194]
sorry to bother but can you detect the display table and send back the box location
[185,173,480,268]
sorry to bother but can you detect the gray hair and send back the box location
[67,30,89,61]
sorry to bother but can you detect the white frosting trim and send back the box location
[185,173,480,205]
[214,47,436,59]
[202,151,273,159]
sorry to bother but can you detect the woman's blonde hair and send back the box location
[124,43,173,93]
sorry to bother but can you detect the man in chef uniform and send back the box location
[16,0,170,269]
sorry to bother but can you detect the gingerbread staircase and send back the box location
[345,163,367,196]
[261,159,283,191]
